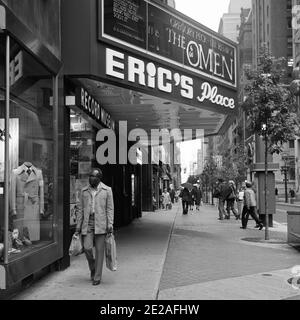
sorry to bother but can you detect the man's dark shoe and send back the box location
[90,270,95,281]
[240,226,246,229]
[254,224,260,228]
[218,218,224,220]
[92,280,100,286]
[259,224,264,230]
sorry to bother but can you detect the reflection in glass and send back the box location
[0,37,54,261]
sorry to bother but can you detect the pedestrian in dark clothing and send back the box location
[215,179,231,220]
[226,180,239,219]
[188,189,194,210]
[195,185,202,211]
[241,181,263,230]
[169,188,175,204]
[289,188,295,203]
[180,187,189,214]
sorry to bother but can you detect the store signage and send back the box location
[100,0,237,88]
[75,87,115,130]
[10,51,23,86]
[105,47,236,110]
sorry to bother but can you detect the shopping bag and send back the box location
[105,233,117,271]
[69,234,83,256]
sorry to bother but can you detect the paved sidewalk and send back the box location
[158,204,300,300]
[12,205,179,300]
[10,202,300,300]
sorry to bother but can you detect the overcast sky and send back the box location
[175,0,231,32]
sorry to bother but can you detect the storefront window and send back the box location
[70,107,97,227]
[0,36,55,261]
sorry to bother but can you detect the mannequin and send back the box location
[10,162,44,242]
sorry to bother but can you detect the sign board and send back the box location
[101,45,237,114]
[75,87,116,130]
[99,0,237,89]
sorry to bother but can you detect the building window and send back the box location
[0,36,55,261]
[289,140,295,148]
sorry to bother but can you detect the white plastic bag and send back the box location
[69,234,83,256]
[105,233,117,271]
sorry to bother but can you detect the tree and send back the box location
[201,155,219,204]
[218,142,248,186]
[243,46,299,240]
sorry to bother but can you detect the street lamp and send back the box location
[281,153,290,203]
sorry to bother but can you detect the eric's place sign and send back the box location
[99,0,237,89]
[103,47,236,113]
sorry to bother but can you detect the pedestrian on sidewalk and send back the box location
[226,180,239,220]
[237,184,246,218]
[289,188,296,204]
[162,188,171,210]
[241,181,263,230]
[188,188,194,211]
[75,168,114,286]
[152,192,157,211]
[214,179,230,220]
[169,188,175,204]
[180,187,189,214]
[195,184,202,211]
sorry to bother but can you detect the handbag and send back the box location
[69,234,83,256]
[105,233,117,271]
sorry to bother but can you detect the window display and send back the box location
[11,162,44,242]
[0,36,55,261]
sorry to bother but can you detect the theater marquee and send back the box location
[98,0,237,90]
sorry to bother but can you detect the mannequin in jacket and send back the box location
[10,162,44,242]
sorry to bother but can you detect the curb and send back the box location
[277,202,300,208]
[153,205,179,300]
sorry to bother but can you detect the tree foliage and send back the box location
[218,143,248,186]
[200,155,219,187]
[243,46,300,153]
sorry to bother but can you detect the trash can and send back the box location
[287,211,300,244]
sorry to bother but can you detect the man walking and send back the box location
[75,168,114,286]
[180,187,190,214]
[215,179,230,220]
[195,184,202,211]
[226,180,239,220]
[241,181,263,230]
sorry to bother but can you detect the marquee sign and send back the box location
[99,0,237,89]
[101,46,236,113]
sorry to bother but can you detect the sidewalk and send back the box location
[12,205,179,300]
[11,202,300,300]
[158,204,300,300]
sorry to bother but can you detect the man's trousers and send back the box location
[241,206,261,228]
[83,231,106,282]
